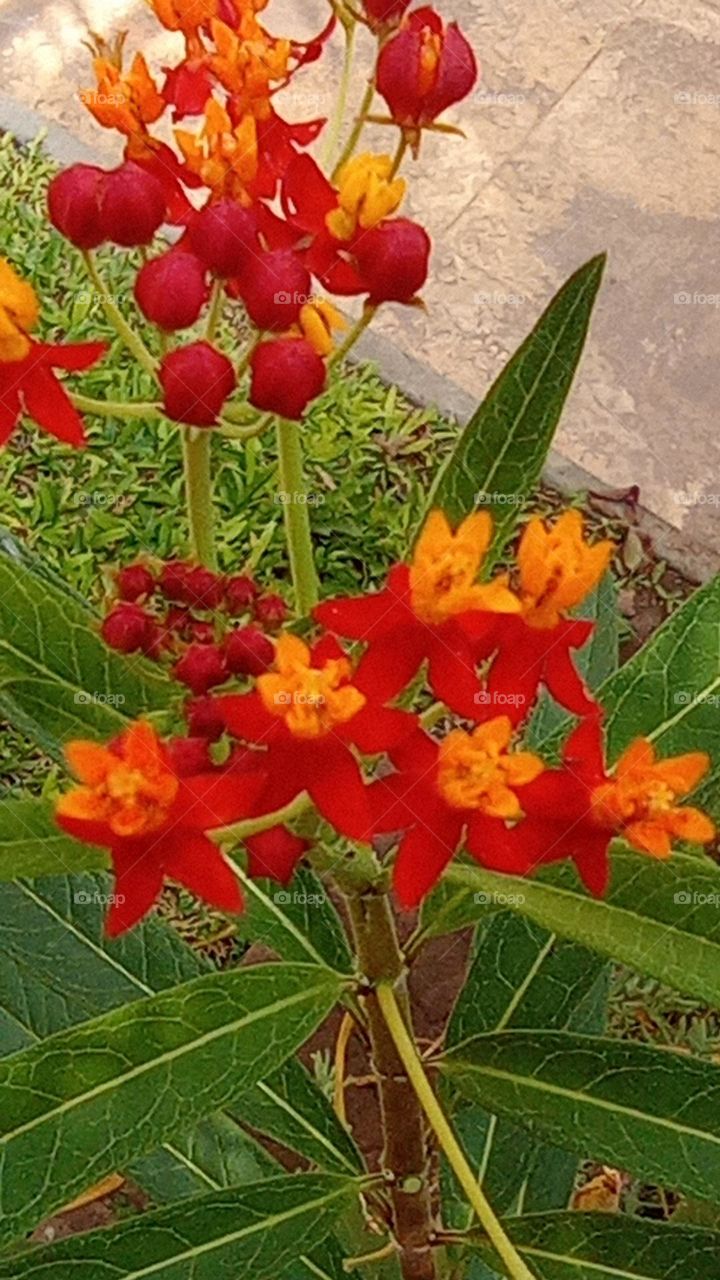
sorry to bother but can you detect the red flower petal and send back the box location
[347,704,418,754]
[305,742,374,842]
[315,566,412,641]
[21,367,87,446]
[175,771,266,831]
[354,626,426,704]
[563,715,607,787]
[574,833,612,897]
[245,825,309,883]
[427,626,483,720]
[41,341,108,372]
[466,812,539,876]
[393,805,463,909]
[219,691,276,744]
[544,621,597,717]
[162,831,244,914]
[56,810,113,848]
[106,842,165,936]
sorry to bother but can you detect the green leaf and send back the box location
[445,850,720,1010]
[0,797,107,879]
[443,913,608,1230]
[442,1029,720,1201]
[235,865,353,973]
[468,1210,720,1279]
[234,1055,362,1175]
[0,961,344,1243]
[0,1173,360,1280]
[420,255,606,557]
[0,533,172,757]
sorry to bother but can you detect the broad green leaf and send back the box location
[421,254,606,557]
[0,798,107,879]
[468,1210,720,1279]
[445,850,720,1009]
[443,1029,720,1201]
[0,1173,359,1280]
[443,913,608,1235]
[0,874,360,1199]
[235,864,353,973]
[0,961,344,1243]
[233,1055,361,1175]
[0,533,171,757]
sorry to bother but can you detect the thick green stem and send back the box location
[377,983,538,1280]
[82,251,158,378]
[332,75,376,180]
[70,393,163,419]
[211,793,311,846]
[205,279,225,343]
[182,428,216,568]
[347,891,437,1280]
[275,416,319,615]
[329,304,377,369]
[321,18,357,169]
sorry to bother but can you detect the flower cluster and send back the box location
[38,0,478,429]
[58,508,715,934]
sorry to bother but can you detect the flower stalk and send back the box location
[275,415,319,615]
[182,427,216,567]
[81,251,158,379]
[376,981,538,1280]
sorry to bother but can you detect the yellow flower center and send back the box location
[258,633,366,739]
[297,299,348,356]
[518,510,613,629]
[176,98,259,196]
[409,510,520,625]
[0,259,38,363]
[437,717,544,815]
[57,723,179,839]
[326,154,406,242]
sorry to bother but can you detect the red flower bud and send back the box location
[354,218,431,303]
[183,566,226,609]
[189,200,259,277]
[363,0,411,27]
[185,695,225,740]
[225,625,275,676]
[116,563,155,602]
[98,162,167,247]
[160,341,236,426]
[159,561,194,602]
[189,618,216,644]
[166,735,212,774]
[174,642,228,694]
[101,603,154,654]
[232,250,311,331]
[47,165,106,250]
[135,250,210,331]
[254,593,288,629]
[225,574,258,614]
[376,8,478,127]
[249,338,326,421]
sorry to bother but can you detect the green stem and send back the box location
[212,793,311,846]
[332,74,376,180]
[328,304,377,369]
[321,18,357,170]
[182,428,216,568]
[376,983,538,1280]
[205,278,225,343]
[69,393,163,419]
[275,416,319,615]
[389,133,409,179]
[82,251,158,379]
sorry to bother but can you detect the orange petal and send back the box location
[64,740,112,786]
[473,715,513,754]
[624,820,672,858]
[122,721,165,773]
[56,786,110,822]
[667,806,716,845]
[654,752,710,796]
[483,783,522,820]
[505,751,545,786]
[614,738,655,780]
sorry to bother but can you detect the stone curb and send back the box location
[2,91,717,587]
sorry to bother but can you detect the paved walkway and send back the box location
[2,0,719,556]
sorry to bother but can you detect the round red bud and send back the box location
[160,341,236,426]
[98,162,167,247]
[101,603,153,654]
[174,643,229,694]
[225,574,258,614]
[235,250,311,331]
[47,165,106,250]
[353,218,431,303]
[185,695,225,740]
[249,338,326,421]
[135,251,209,331]
[116,564,155,603]
[166,736,212,774]
[225,625,275,676]
[189,200,259,277]
[254,593,289,629]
